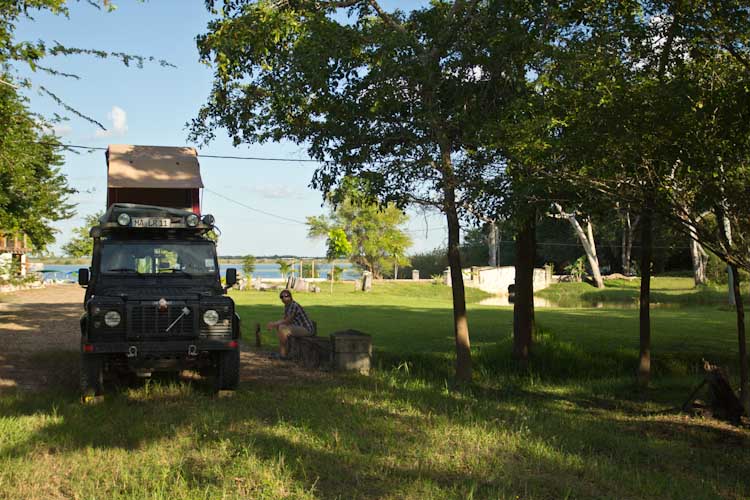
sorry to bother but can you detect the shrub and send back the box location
[564,255,586,282]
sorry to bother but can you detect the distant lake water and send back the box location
[39,262,361,282]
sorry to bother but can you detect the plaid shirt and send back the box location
[284,300,314,333]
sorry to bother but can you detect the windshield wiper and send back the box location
[105,268,140,274]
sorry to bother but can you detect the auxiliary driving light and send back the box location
[203,309,219,326]
[186,214,199,227]
[202,214,215,225]
[104,310,121,327]
[117,213,131,226]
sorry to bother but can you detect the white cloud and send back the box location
[94,105,128,138]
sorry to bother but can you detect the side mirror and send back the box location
[225,268,237,288]
[78,268,90,287]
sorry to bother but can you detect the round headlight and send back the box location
[202,214,215,225]
[186,214,199,227]
[117,213,131,226]
[104,310,121,327]
[203,309,219,326]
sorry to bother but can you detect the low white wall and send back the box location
[445,266,550,294]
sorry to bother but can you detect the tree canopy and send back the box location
[61,211,101,257]
[191,0,557,383]
[0,80,74,249]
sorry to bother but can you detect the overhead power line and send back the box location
[199,153,318,163]
[35,141,320,163]
[204,188,450,237]
[203,188,309,225]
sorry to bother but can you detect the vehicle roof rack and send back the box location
[91,203,215,237]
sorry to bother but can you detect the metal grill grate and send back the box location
[129,303,195,337]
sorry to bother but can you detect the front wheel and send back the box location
[80,354,104,398]
[214,350,240,391]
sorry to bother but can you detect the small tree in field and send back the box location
[242,255,256,281]
[276,259,292,279]
[326,228,351,294]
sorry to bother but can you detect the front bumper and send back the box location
[82,339,238,355]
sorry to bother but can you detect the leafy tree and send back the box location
[276,259,292,279]
[190,0,551,383]
[61,212,102,257]
[325,228,351,293]
[242,255,256,279]
[307,186,412,279]
[0,81,74,249]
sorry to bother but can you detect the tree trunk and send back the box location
[723,216,736,306]
[621,211,639,276]
[513,214,535,363]
[444,188,472,383]
[488,222,498,267]
[553,203,603,288]
[585,219,604,288]
[729,264,749,415]
[638,202,654,387]
[688,230,708,286]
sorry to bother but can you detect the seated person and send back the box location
[266,290,314,357]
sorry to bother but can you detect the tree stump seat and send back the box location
[287,328,372,374]
[289,336,332,369]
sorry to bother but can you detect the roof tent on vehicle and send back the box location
[106,144,204,214]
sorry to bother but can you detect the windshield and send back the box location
[100,241,218,276]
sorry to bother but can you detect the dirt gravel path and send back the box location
[0,285,329,394]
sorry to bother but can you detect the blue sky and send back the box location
[15,0,448,256]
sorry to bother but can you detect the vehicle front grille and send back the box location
[127,302,196,338]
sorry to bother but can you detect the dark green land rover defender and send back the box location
[78,203,240,396]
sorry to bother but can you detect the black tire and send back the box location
[214,350,240,391]
[80,354,104,398]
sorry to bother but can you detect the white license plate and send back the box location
[132,217,171,228]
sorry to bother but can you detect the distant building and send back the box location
[0,232,32,279]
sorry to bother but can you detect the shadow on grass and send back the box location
[1,369,748,499]
[1,295,746,496]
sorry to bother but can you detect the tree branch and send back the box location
[720,42,750,73]
[38,86,106,130]
[367,0,406,33]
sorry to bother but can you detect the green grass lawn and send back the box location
[1,280,748,499]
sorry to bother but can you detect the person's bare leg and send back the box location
[278,325,291,357]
